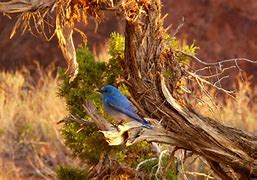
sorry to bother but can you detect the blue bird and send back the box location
[99,85,152,129]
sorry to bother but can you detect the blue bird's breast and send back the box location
[103,102,129,121]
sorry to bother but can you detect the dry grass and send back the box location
[0,67,80,179]
[194,76,257,132]
[221,79,257,132]
[92,43,111,62]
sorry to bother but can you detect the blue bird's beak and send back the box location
[96,89,102,93]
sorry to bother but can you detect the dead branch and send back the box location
[55,3,78,82]
[61,100,178,146]
[177,50,257,67]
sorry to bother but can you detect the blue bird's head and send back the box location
[99,85,120,96]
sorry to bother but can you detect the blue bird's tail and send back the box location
[142,121,153,129]
[122,109,153,129]
[136,118,153,129]
[124,109,153,129]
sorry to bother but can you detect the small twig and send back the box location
[136,158,157,171]
[213,75,229,87]
[195,66,236,79]
[172,17,184,37]
[186,70,236,99]
[184,171,215,179]
[57,114,94,125]
[176,50,257,66]
[155,150,169,179]
[150,164,159,177]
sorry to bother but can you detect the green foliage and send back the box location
[139,158,158,173]
[56,166,89,180]
[59,46,106,117]
[166,170,176,180]
[116,142,154,167]
[109,32,125,60]
[60,122,110,163]
[138,153,176,179]
[164,69,174,79]
[163,34,198,96]
[118,83,131,97]
[105,32,124,84]
[59,45,113,164]
[164,34,198,65]
[18,122,34,139]
[58,33,156,179]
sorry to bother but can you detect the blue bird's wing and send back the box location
[114,92,137,112]
[105,96,152,129]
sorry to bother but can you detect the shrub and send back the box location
[56,166,89,180]
[57,32,197,178]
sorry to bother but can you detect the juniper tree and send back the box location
[1,0,257,179]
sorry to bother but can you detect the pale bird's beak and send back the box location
[96,89,102,93]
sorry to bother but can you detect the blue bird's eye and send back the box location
[101,89,110,94]
[106,89,112,94]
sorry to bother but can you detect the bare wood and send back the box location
[82,101,116,131]
[55,4,78,82]
[0,0,55,13]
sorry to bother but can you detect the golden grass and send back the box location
[92,41,111,62]
[0,68,80,179]
[194,77,257,132]
[221,79,257,132]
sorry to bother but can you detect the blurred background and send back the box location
[0,0,256,78]
[0,0,257,179]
